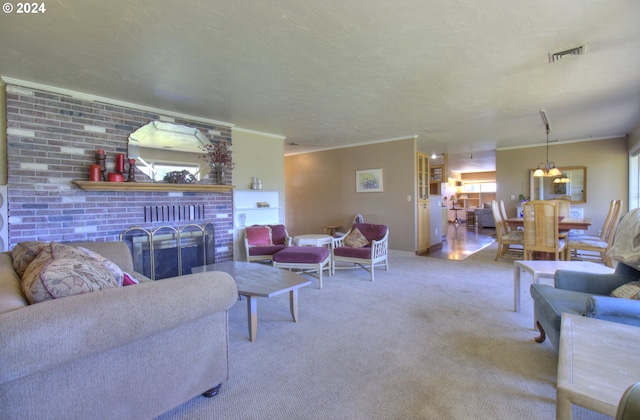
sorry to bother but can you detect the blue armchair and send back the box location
[530,208,640,351]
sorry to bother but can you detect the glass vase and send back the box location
[209,166,226,184]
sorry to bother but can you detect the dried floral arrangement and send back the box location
[199,141,235,169]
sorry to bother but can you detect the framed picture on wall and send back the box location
[554,181,567,194]
[356,168,383,193]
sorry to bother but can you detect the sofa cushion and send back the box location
[248,244,287,256]
[0,253,29,313]
[273,246,329,263]
[611,281,640,299]
[333,246,372,259]
[343,228,369,248]
[352,223,387,242]
[21,242,119,304]
[246,226,272,245]
[269,224,288,245]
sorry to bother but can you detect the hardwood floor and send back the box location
[426,222,496,260]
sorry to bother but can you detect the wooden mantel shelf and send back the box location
[72,180,235,193]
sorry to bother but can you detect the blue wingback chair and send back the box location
[530,208,640,351]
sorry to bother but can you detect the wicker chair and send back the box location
[332,223,389,281]
[491,200,523,260]
[243,224,291,262]
[567,199,622,267]
[523,201,567,261]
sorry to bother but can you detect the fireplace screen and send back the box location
[120,223,215,280]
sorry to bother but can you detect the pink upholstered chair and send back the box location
[243,224,291,262]
[331,223,389,281]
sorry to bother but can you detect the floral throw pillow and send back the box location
[21,242,118,304]
[343,228,369,248]
[76,246,125,287]
[11,240,50,278]
[611,281,640,299]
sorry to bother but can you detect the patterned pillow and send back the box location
[246,226,272,245]
[343,228,369,248]
[611,281,640,299]
[76,246,125,287]
[21,242,118,304]
[11,240,49,278]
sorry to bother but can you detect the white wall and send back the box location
[232,127,285,191]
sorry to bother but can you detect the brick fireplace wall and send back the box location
[5,83,235,261]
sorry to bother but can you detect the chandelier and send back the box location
[533,110,562,177]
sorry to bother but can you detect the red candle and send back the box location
[115,153,125,173]
[89,164,101,182]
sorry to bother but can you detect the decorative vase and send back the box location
[209,165,226,184]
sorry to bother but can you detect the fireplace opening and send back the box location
[120,223,215,280]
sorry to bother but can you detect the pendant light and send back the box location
[533,110,562,177]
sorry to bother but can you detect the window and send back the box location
[137,158,201,181]
[462,182,496,193]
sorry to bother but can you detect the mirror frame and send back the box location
[529,165,587,204]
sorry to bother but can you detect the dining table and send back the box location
[505,216,592,231]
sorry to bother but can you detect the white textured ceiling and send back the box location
[1,0,639,172]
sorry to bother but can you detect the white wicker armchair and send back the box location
[332,223,389,281]
[243,224,292,262]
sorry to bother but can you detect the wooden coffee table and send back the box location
[557,313,640,419]
[192,261,312,342]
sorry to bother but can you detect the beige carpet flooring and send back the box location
[156,244,611,420]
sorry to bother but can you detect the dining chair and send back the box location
[548,199,571,218]
[491,200,523,261]
[548,199,572,238]
[523,200,567,261]
[498,200,511,232]
[567,199,622,267]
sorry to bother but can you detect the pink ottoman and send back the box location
[272,246,331,288]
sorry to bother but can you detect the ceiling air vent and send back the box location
[548,44,587,63]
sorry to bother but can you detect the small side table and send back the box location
[294,234,333,248]
[324,225,342,237]
[451,207,464,225]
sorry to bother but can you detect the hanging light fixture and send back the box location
[533,110,562,177]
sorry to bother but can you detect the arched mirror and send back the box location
[128,121,210,181]
[529,166,587,204]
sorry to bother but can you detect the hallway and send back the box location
[427,222,496,261]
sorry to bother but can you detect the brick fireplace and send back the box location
[5,83,235,262]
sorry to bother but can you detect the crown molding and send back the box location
[285,135,417,156]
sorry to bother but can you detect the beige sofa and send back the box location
[0,241,238,420]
